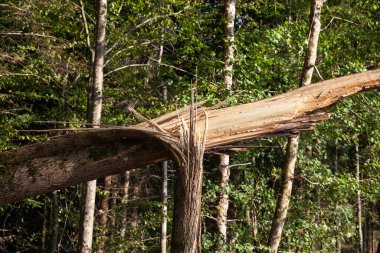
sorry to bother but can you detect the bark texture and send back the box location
[217,154,230,241]
[268,1,324,251]
[80,0,108,252]
[89,0,107,125]
[216,0,236,244]
[301,0,324,87]
[161,160,168,253]
[356,144,364,253]
[49,190,59,253]
[81,180,97,253]
[120,170,130,238]
[268,135,299,252]
[223,0,236,90]
[97,175,112,253]
[0,69,380,204]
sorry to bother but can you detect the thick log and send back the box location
[1,69,380,204]
[0,128,183,205]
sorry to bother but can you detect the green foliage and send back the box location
[0,0,379,251]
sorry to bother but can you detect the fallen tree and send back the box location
[0,68,380,205]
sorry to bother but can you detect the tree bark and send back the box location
[80,180,97,253]
[110,176,117,238]
[99,176,112,228]
[217,154,230,242]
[268,135,300,252]
[223,0,236,90]
[268,1,324,252]
[120,170,130,238]
[159,33,168,253]
[215,0,236,246]
[334,139,342,253]
[356,144,364,253]
[161,161,168,253]
[79,0,108,252]
[49,190,59,253]
[0,70,380,205]
[171,148,203,253]
[89,0,107,126]
[41,205,48,252]
[300,0,324,87]
[97,175,112,253]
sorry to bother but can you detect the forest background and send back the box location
[0,0,379,252]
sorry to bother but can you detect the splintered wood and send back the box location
[0,69,380,204]
[140,68,380,147]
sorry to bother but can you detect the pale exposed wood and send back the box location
[0,69,380,205]
[171,94,206,253]
[146,68,380,147]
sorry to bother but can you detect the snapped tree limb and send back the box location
[0,68,379,205]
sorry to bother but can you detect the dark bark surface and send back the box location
[0,128,178,205]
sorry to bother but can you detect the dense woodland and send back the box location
[0,0,379,252]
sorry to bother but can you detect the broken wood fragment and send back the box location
[0,69,379,204]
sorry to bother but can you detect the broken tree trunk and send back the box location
[0,69,380,205]
[171,93,207,253]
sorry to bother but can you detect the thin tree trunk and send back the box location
[268,1,324,252]
[300,0,324,87]
[217,154,230,242]
[268,135,300,252]
[80,180,97,253]
[120,171,130,237]
[99,177,112,228]
[161,160,168,253]
[41,205,47,252]
[110,177,117,238]
[245,205,258,244]
[159,26,168,253]
[356,144,364,253]
[97,175,112,253]
[130,179,140,229]
[49,190,59,252]
[215,0,236,246]
[334,139,342,253]
[223,0,236,90]
[79,0,108,252]
[367,202,377,253]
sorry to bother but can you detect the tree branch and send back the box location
[322,16,359,31]
[104,63,150,77]
[79,0,94,56]
[0,31,56,39]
